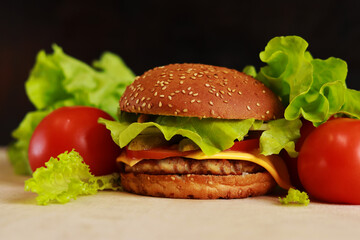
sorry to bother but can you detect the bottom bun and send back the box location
[120,172,276,199]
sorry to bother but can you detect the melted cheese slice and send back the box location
[117,150,292,190]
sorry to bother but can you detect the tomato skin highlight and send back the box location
[28,106,121,176]
[298,118,360,204]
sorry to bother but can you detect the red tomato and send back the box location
[227,139,259,152]
[28,106,121,176]
[298,118,360,204]
[126,147,193,160]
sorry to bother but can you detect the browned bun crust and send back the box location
[120,63,283,120]
[120,172,276,199]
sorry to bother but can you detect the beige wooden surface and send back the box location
[1,147,360,240]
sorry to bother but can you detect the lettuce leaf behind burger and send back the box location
[256,36,360,125]
[9,45,135,175]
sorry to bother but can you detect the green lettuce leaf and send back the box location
[256,36,359,125]
[339,88,360,119]
[260,118,302,158]
[242,65,257,77]
[25,150,120,205]
[8,111,51,175]
[9,45,135,175]
[100,112,256,156]
[279,188,310,206]
[100,112,299,157]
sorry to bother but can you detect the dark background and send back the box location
[1,0,360,145]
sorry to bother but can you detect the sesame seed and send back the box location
[209,101,214,106]
[162,86,167,90]
[180,76,186,79]
[191,76,196,80]
[141,97,145,102]
[205,83,210,87]
[160,95,165,98]
[197,100,201,103]
[238,91,242,95]
[168,104,173,108]
[134,93,139,97]
[247,106,251,111]
[227,92,232,96]
[175,90,180,93]
[174,111,178,115]
[180,81,184,84]
[211,109,215,115]
[232,89,236,93]
[148,103,152,109]
[223,100,228,103]
[227,88,231,92]
[189,91,193,95]
[193,93,198,96]
[220,90,225,94]
[183,109,188,113]
[159,101,162,107]
[191,99,196,103]
[135,99,139,104]
[261,115,265,119]
[171,176,176,181]
[266,110,270,114]
[262,90,266,94]
[187,87,192,90]
[141,103,146,107]
[170,92,175,96]
[216,93,219,97]
[154,92,158,96]
[256,103,260,107]
[208,90,214,94]
[168,96,172,100]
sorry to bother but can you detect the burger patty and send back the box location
[121,157,265,175]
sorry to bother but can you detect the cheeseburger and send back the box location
[101,63,292,199]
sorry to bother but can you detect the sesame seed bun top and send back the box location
[120,63,284,120]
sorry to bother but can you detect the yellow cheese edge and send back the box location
[117,150,292,190]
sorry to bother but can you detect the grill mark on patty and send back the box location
[122,157,265,175]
